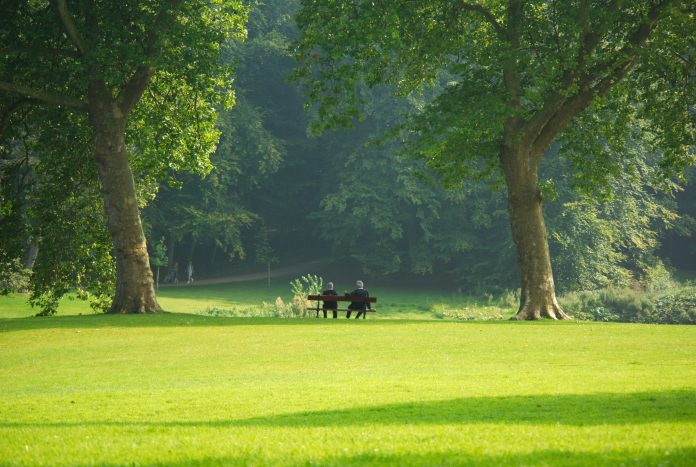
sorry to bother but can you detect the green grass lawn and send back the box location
[0,313,694,465]
[0,280,516,320]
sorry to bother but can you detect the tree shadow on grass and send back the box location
[0,313,339,331]
[2,390,695,429]
[229,389,696,427]
[147,447,696,467]
[0,313,443,332]
[226,389,696,428]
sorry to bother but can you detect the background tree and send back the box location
[293,0,695,319]
[151,237,168,291]
[0,0,248,312]
[142,95,282,273]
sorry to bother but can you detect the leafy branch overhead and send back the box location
[0,0,249,313]
[293,0,695,320]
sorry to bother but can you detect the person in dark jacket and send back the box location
[322,282,338,319]
[346,280,371,319]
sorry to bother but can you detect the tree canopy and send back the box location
[1,0,694,315]
[293,0,695,319]
[0,0,248,313]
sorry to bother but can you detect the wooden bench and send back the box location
[307,294,377,319]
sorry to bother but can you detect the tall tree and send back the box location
[293,0,695,319]
[0,1,247,312]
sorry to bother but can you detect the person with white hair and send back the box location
[321,282,338,318]
[346,279,371,319]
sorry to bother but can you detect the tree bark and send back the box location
[500,144,569,320]
[167,234,176,269]
[89,94,161,313]
[22,242,38,270]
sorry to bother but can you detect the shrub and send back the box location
[653,290,696,324]
[289,274,324,318]
[561,285,696,324]
[203,299,296,318]
[496,289,519,308]
[431,304,507,321]
[204,306,273,318]
[0,259,31,294]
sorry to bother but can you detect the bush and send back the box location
[203,298,299,318]
[0,259,31,294]
[653,291,696,324]
[561,285,696,324]
[289,274,324,318]
[431,304,508,321]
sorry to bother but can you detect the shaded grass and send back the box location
[0,280,515,320]
[0,314,695,465]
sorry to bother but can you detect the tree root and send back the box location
[513,301,571,321]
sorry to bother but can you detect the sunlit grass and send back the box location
[0,314,694,465]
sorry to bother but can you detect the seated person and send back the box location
[346,280,371,319]
[322,282,338,319]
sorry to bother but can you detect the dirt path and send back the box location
[163,260,324,287]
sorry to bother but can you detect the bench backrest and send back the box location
[307,294,377,303]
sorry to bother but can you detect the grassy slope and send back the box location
[0,314,694,466]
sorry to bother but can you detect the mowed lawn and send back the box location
[0,314,695,466]
[0,280,516,320]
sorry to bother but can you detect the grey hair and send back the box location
[356,280,364,288]
[327,282,334,289]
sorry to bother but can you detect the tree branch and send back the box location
[142,0,184,59]
[502,0,524,138]
[0,45,81,60]
[530,62,633,156]
[53,0,87,55]
[117,66,155,115]
[116,1,183,114]
[0,98,30,139]
[462,2,503,37]
[525,0,670,156]
[582,0,668,85]
[0,81,87,110]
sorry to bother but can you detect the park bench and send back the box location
[307,294,377,318]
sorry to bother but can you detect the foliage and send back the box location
[203,304,279,318]
[254,224,276,266]
[15,108,115,316]
[308,85,679,291]
[289,274,324,297]
[431,304,508,321]
[150,238,168,268]
[562,281,696,325]
[142,2,288,270]
[293,0,695,314]
[653,290,696,324]
[288,274,323,317]
[0,0,249,311]
[0,259,30,294]
[294,1,695,186]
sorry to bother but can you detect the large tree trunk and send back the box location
[90,97,161,313]
[501,145,569,320]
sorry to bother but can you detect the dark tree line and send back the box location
[1,0,694,316]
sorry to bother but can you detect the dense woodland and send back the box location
[0,0,694,316]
